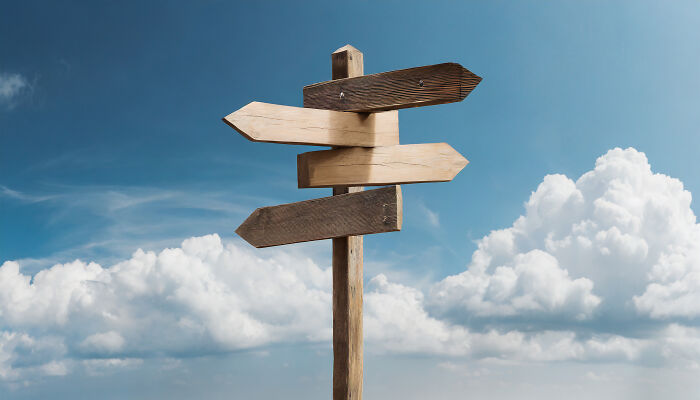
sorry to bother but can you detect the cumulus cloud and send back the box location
[430,247,601,321]
[1,235,332,354]
[2,147,700,381]
[430,148,700,330]
[0,235,333,379]
[634,242,700,319]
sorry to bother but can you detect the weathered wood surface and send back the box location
[330,44,364,400]
[297,143,469,188]
[333,227,362,400]
[304,62,481,112]
[235,185,402,248]
[223,101,399,147]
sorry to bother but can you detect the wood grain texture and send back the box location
[333,229,362,400]
[223,101,398,147]
[304,62,481,112]
[330,44,365,400]
[298,143,469,188]
[235,185,402,248]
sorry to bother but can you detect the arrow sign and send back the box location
[297,143,468,188]
[223,102,399,147]
[303,63,481,112]
[236,185,402,248]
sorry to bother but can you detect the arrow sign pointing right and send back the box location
[223,102,399,147]
[236,185,402,248]
[297,143,468,188]
[304,62,481,112]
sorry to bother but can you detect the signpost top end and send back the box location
[332,44,363,80]
[333,44,362,55]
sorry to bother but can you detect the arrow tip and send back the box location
[459,65,482,101]
[443,143,469,178]
[223,102,260,142]
[235,207,263,248]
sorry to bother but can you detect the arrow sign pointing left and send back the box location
[236,185,402,248]
[223,102,399,147]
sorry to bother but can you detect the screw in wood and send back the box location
[419,80,424,87]
[339,91,345,100]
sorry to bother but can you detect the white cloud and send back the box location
[0,332,66,380]
[633,242,700,319]
[418,203,440,228]
[430,148,700,328]
[657,324,700,367]
[80,332,125,354]
[0,234,333,381]
[40,361,68,377]
[365,274,471,355]
[0,73,28,107]
[430,248,601,320]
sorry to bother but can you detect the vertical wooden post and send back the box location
[331,44,364,400]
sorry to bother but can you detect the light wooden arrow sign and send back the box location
[223,102,399,147]
[236,185,402,248]
[297,143,468,188]
[304,62,481,112]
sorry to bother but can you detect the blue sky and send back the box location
[2,1,700,399]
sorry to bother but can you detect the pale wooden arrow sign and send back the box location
[236,185,402,248]
[223,102,399,147]
[297,143,468,188]
[304,62,481,112]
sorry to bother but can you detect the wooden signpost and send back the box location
[223,44,480,400]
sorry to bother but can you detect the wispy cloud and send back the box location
[1,184,279,269]
[0,185,55,203]
[0,72,30,109]
[419,203,440,228]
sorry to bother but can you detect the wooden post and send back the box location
[331,44,364,400]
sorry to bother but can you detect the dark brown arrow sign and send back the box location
[236,185,402,248]
[303,62,481,112]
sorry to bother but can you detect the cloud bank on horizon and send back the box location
[2,147,700,381]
